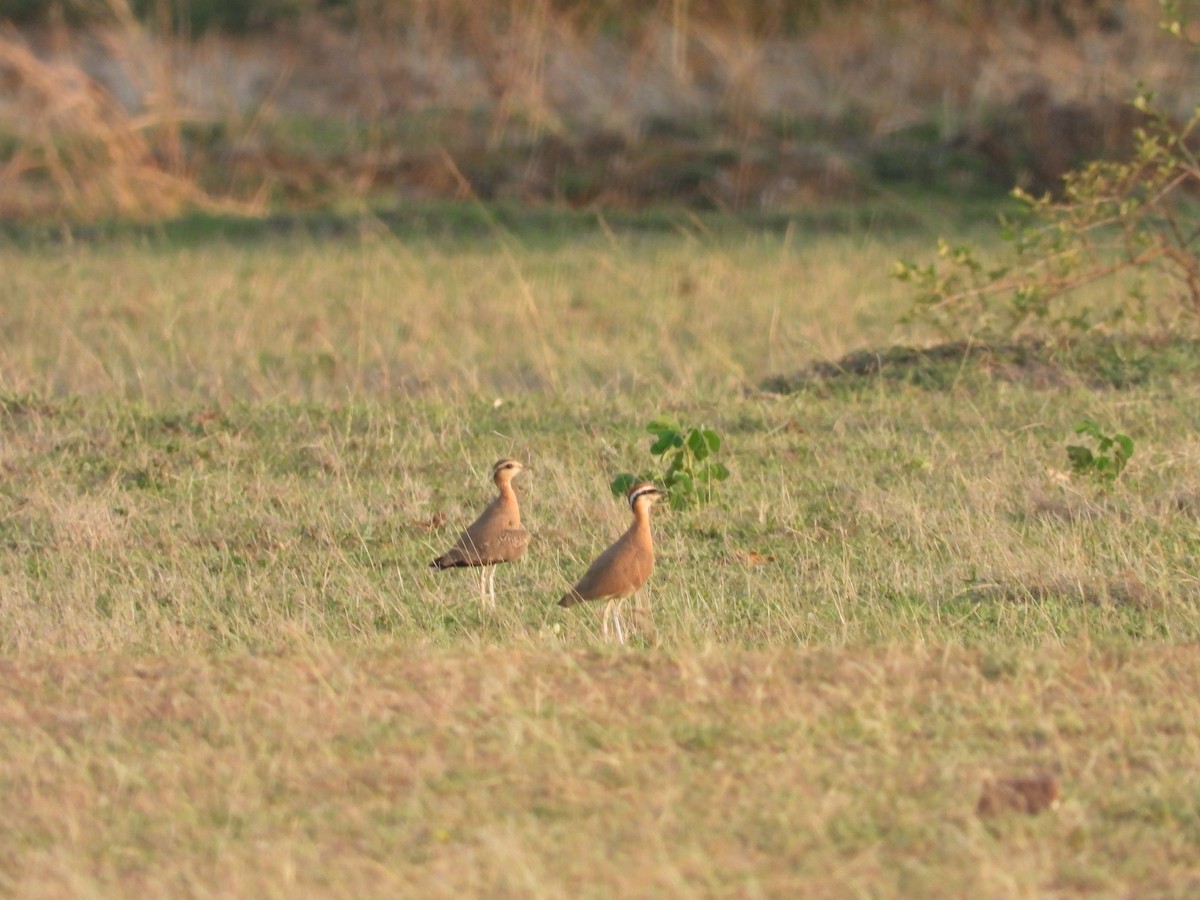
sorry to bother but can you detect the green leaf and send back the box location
[668,490,690,510]
[633,418,730,509]
[1066,445,1095,473]
[1115,434,1135,459]
[609,473,638,497]
[706,462,731,482]
[649,432,682,456]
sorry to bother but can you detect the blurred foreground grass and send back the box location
[3,646,1200,895]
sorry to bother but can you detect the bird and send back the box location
[558,482,665,644]
[430,459,530,607]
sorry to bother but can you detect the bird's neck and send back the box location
[495,481,521,525]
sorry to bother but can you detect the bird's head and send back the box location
[492,458,527,486]
[626,482,664,512]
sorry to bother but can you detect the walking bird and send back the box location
[558,482,664,643]
[430,459,530,606]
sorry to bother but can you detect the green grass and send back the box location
[2,203,1200,894]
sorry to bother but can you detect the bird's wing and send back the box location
[437,497,526,566]
[559,531,652,604]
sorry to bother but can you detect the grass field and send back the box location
[2,203,1200,896]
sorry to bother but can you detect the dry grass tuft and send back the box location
[3,1,1197,218]
[0,18,257,222]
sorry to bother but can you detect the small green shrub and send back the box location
[1066,420,1134,482]
[895,1,1200,341]
[611,419,730,509]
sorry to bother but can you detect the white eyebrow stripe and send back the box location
[628,486,659,506]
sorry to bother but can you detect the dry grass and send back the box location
[2,216,1200,893]
[0,222,922,402]
[2,646,1199,895]
[1,8,1197,896]
[2,0,1197,219]
[0,19,258,222]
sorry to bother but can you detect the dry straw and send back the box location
[0,8,256,222]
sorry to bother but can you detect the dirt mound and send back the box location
[760,337,1200,393]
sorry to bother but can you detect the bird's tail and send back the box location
[557,592,581,607]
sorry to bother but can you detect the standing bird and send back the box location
[430,459,530,607]
[558,482,665,644]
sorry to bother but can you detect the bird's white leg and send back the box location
[601,599,612,640]
[478,567,487,603]
[613,600,625,645]
[487,566,497,607]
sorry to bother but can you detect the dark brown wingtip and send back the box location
[434,561,474,570]
[557,593,579,607]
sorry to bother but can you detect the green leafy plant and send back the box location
[1066,420,1134,482]
[611,419,730,509]
[894,1,1200,340]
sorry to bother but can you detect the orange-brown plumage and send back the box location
[558,482,664,642]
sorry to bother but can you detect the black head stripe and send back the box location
[628,485,660,507]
